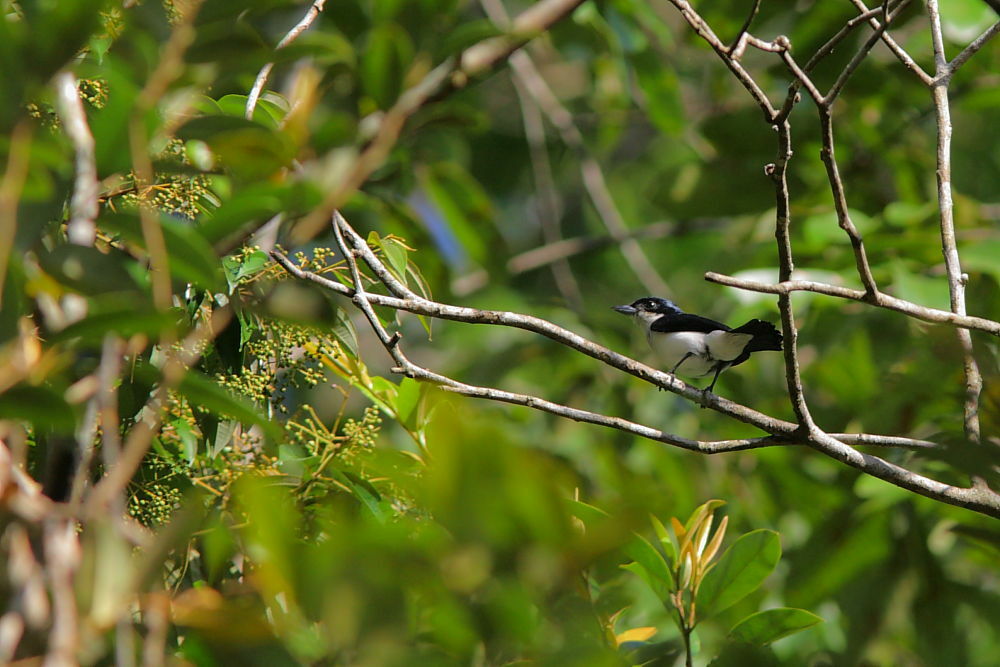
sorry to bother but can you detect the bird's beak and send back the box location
[613,304,637,315]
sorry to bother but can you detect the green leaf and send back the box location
[38,244,143,296]
[395,377,422,428]
[199,186,287,245]
[176,370,280,441]
[437,20,503,58]
[210,419,239,459]
[382,237,409,287]
[52,309,181,345]
[361,24,414,109]
[566,498,611,525]
[177,116,294,180]
[172,418,199,464]
[100,213,224,292]
[223,249,270,291]
[623,533,673,598]
[331,307,359,358]
[0,385,75,433]
[331,469,388,523]
[419,162,493,268]
[697,530,780,619]
[729,608,823,645]
[651,515,677,568]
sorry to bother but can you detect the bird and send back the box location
[613,296,783,396]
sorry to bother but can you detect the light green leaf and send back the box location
[696,530,780,620]
[729,608,823,645]
[331,307,359,358]
[623,533,673,598]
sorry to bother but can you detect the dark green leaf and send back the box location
[0,385,75,433]
[360,23,413,108]
[52,309,181,345]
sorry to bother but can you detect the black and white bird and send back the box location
[614,297,783,395]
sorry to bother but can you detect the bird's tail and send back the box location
[731,319,783,351]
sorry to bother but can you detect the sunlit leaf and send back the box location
[697,530,780,620]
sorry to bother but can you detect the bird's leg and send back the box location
[700,364,724,408]
[670,352,695,375]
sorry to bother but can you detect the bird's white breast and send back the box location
[647,331,716,377]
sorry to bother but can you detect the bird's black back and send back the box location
[650,312,729,334]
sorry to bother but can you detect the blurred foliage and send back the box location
[1,0,999,665]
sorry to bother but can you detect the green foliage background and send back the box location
[1,0,999,664]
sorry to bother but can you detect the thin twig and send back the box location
[53,72,98,247]
[728,0,762,53]
[817,107,879,296]
[946,20,1000,76]
[246,0,327,119]
[927,0,984,451]
[848,0,933,85]
[704,272,1000,335]
[667,0,778,122]
[769,120,814,430]
[823,0,906,104]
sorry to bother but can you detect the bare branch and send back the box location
[769,120,815,430]
[290,0,587,243]
[928,0,985,450]
[823,0,907,103]
[53,72,98,247]
[705,272,1000,335]
[848,0,933,86]
[817,108,879,296]
[947,20,1000,76]
[728,0,762,52]
[667,0,777,121]
[246,0,327,119]
[806,430,999,517]
[273,247,1000,517]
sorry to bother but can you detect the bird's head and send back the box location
[613,297,681,323]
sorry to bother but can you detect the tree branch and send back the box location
[53,72,98,247]
[246,0,327,120]
[848,0,933,86]
[273,241,1000,517]
[704,272,1000,335]
[927,0,985,456]
[946,20,1000,76]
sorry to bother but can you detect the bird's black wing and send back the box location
[650,313,730,334]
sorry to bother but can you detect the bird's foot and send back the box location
[700,388,711,409]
